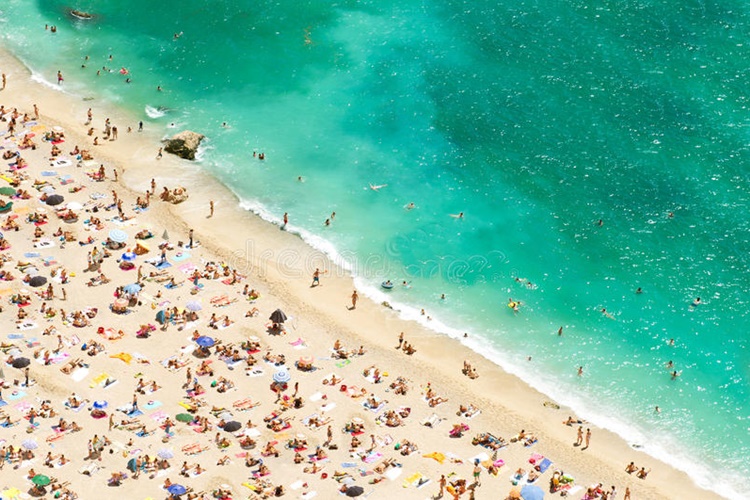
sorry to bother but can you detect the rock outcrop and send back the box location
[163,131,204,160]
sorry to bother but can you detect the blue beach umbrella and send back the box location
[93,400,108,409]
[156,310,166,324]
[123,283,141,294]
[521,484,545,500]
[273,368,291,384]
[167,484,187,496]
[108,229,128,243]
[121,252,137,262]
[195,336,215,348]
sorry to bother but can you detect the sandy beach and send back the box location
[0,48,721,500]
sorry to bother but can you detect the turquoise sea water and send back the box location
[2,1,749,496]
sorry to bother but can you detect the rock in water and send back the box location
[163,131,205,160]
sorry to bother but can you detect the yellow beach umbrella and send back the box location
[1,488,21,500]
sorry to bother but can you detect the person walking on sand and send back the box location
[157,147,163,159]
[33,104,39,120]
[575,426,583,446]
[473,459,482,486]
[397,331,404,349]
[583,428,591,449]
[1,73,6,90]
[439,474,446,497]
[209,200,214,218]
[311,268,325,287]
[351,290,358,309]
[188,229,194,249]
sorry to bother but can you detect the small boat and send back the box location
[70,10,93,20]
[381,280,394,290]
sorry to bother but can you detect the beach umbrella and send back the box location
[123,283,142,295]
[273,368,291,384]
[185,300,202,312]
[108,229,128,243]
[0,187,15,196]
[126,457,137,472]
[521,484,545,500]
[162,230,169,240]
[31,475,50,487]
[66,201,83,211]
[175,413,193,423]
[195,336,214,348]
[157,448,174,460]
[269,308,287,324]
[41,185,56,194]
[299,355,314,366]
[28,276,47,288]
[44,194,64,206]
[20,439,37,450]
[11,358,30,369]
[121,251,137,262]
[0,488,21,500]
[508,488,522,499]
[156,310,166,324]
[223,421,241,432]
[93,400,108,409]
[345,486,365,497]
[167,484,187,496]
[113,298,128,310]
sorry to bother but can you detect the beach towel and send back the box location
[143,400,162,411]
[172,252,191,262]
[246,368,265,377]
[7,391,26,401]
[110,352,133,364]
[335,359,351,369]
[537,457,553,473]
[402,472,422,488]
[385,467,403,481]
[423,452,446,464]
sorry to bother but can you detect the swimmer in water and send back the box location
[690,297,701,307]
[173,32,183,40]
[405,202,416,210]
[508,298,520,312]
[636,287,642,294]
[450,212,464,219]
[671,370,681,380]
[601,308,615,320]
[369,183,387,191]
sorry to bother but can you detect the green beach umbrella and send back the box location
[0,187,15,196]
[31,474,51,486]
[175,413,193,423]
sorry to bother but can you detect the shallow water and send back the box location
[2,0,749,496]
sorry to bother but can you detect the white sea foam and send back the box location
[145,105,166,119]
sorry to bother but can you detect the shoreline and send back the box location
[0,44,724,500]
